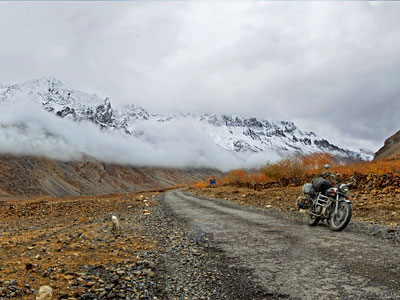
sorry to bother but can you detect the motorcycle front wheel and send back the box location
[329,202,352,231]
[308,213,320,226]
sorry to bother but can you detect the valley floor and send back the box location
[0,187,399,299]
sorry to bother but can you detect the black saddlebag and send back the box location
[312,177,332,194]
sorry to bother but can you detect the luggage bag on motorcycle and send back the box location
[312,177,332,194]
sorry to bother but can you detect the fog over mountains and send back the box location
[0,78,373,170]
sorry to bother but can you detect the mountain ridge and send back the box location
[374,129,400,160]
[0,77,373,162]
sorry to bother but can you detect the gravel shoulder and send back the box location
[146,193,283,299]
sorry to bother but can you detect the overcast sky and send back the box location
[0,1,399,153]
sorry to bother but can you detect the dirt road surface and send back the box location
[163,190,400,300]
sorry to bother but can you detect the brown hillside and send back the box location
[0,155,219,197]
[374,130,400,160]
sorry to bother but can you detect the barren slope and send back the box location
[375,129,400,160]
[0,155,219,197]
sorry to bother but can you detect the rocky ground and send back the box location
[0,190,271,300]
[0,192,159,299]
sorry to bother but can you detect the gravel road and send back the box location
[163,190,400,300]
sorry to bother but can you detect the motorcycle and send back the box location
[297,164,355,231]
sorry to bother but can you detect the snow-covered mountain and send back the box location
[0,77,372,161]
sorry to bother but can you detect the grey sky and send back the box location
[0,1,399,152]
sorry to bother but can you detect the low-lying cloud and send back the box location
[0,98,279,171]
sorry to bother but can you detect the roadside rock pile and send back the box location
[52,260,160,300]
[350,172,400,195]
[230,172,400,196]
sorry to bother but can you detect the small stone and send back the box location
[147,270,155,277]
[105,284,114,291]
[80,294,93,300]
[9,279,17,286]
[8,285,18,292]
[36,285,53,300]
[86,282,95,287]
[63,275,74,281]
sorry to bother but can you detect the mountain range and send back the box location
[0,77,373,163]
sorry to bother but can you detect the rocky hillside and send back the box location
[0,155,219,197]
[0,77,372,161]
[374,129,400,160]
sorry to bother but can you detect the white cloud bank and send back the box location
[0,98,279,171]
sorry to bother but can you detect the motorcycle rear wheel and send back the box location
[329,202,352,231]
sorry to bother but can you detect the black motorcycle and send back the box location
[297,165,355,231]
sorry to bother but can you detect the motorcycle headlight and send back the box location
[339,184,349,193]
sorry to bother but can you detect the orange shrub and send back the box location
[193,156,399,190]
[261,155,306,184]
[168,183,188,190]
[217,169,269,186]
[259,173,268,183]
[301,153,333,174]
[247,173,267,184]
[331,158,400,175]
[190,181,207,189]
[222,169,248,185]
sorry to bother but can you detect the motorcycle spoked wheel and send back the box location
[329,202,352,231]
[307,212,321,226]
